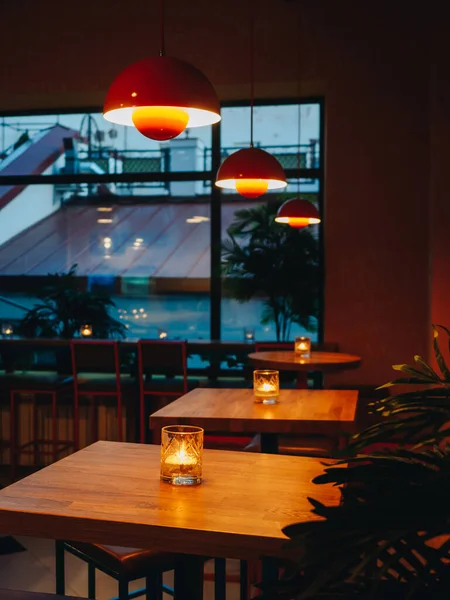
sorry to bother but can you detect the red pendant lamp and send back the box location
[275,197,321,228]
[103,0,220,142]
[215,1,286,198]
[275,9,321,229]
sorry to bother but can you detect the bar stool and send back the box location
[137,340,190,443]
[8,372,73,481]
[71,340,133,447]
[56,541,175,600]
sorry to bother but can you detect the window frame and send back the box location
[0,97,325,343]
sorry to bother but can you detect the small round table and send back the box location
[248,351,362,389]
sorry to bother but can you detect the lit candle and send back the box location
[80,324,93,337]
[161,425,203,486]
[295,336,311,358]
[1,323,13,338]
[253,370,279,404]
[243,327,255,342]
[164,441,197,466]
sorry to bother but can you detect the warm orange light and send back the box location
[275,216,321,228]
[131,106,190,141]
[235,178,269,198]
[215,148,287,198]
[275,198,321,229]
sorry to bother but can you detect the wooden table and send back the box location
[248,351,362,388]
[150,388,359,453]
[0,441,340,600]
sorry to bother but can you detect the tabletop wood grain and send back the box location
[150,388,359,435]
[248,351,361,372]
[0,441,340,560]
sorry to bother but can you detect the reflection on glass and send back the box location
[243,327,255,342]
[0,111,212,176]
[1,323,13,337]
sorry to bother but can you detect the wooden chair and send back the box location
[56,541,175,600]
[137,340,190,443]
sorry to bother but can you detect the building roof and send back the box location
[0,125,78,209]
[0,202,251,278]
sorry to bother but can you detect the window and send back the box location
[0,100,323,349]
[219,102,323,342]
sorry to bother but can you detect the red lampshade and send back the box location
[215,147,287,198]
[275,198,321,228]
[104,56,221,141]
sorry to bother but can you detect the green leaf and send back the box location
[392,364,438,383]
[413,355,442,381]
[432,324,450,381]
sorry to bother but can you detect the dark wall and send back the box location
[0,0,436,383]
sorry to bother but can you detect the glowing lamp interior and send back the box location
[235,178,269,198]
[131,106,189,141]
[275,216,321,228]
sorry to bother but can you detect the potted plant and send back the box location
[260,325,450,599]
[18,264,126,339]
[222,202,320,342]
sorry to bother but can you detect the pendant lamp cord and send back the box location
[249,0,255,147]
[160,0,166,56]
[296,8,302,193]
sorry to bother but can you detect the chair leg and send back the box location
[55,541,65,595]
[139,389,145,444]
[91,397,98,444]
[51,392,58,464]
[117,392,123,443]
[118,578,129,600]
[73,387,80,451]
[145,571,163,600]
[9,391,16,482]
[32,393,39,466]
[88,562,96,599]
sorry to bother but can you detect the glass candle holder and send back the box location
[243,327,255,342]
[161,425,204,486]
[253,370,279,404]
[295,336,311,358]
[1,323,13,338]
[80,324,93,337]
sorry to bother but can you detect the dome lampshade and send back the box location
[104,56,221,141]
[275,198,321,228]
[215,147,287,198]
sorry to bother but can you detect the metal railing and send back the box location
[76,141,320,177]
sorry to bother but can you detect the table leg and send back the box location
[174,555,204,600]
[260,433,279,454]
[214,557,226,600]
[296,372,308,389]
[261,556,279,585]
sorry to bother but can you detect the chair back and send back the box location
[254,342,291,352]
[70,340,121,377]
[137,340,188,387]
